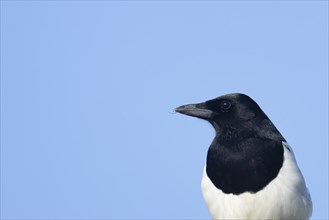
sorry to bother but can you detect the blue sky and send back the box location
[1,1,328,219]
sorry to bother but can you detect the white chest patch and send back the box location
[201,142,312,220]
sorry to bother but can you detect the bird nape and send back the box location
[175,93,312,220]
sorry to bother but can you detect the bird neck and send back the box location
[211,117,286,144]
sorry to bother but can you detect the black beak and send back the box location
[175,102,214,120]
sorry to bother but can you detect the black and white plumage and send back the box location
[175,93,312,220]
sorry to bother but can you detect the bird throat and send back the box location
[206,135,284,195]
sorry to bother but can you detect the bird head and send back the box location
[176,93,262,129]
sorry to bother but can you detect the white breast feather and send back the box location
[201,142,312,220]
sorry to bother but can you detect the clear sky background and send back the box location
[1,1,328,219]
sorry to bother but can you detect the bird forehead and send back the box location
[207,94,249,106]
[216,93,250,101]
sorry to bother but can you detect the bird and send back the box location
[175,93,312,220]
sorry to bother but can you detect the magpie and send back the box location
[175,93,312,220]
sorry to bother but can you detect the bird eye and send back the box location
[220,100,231,112]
